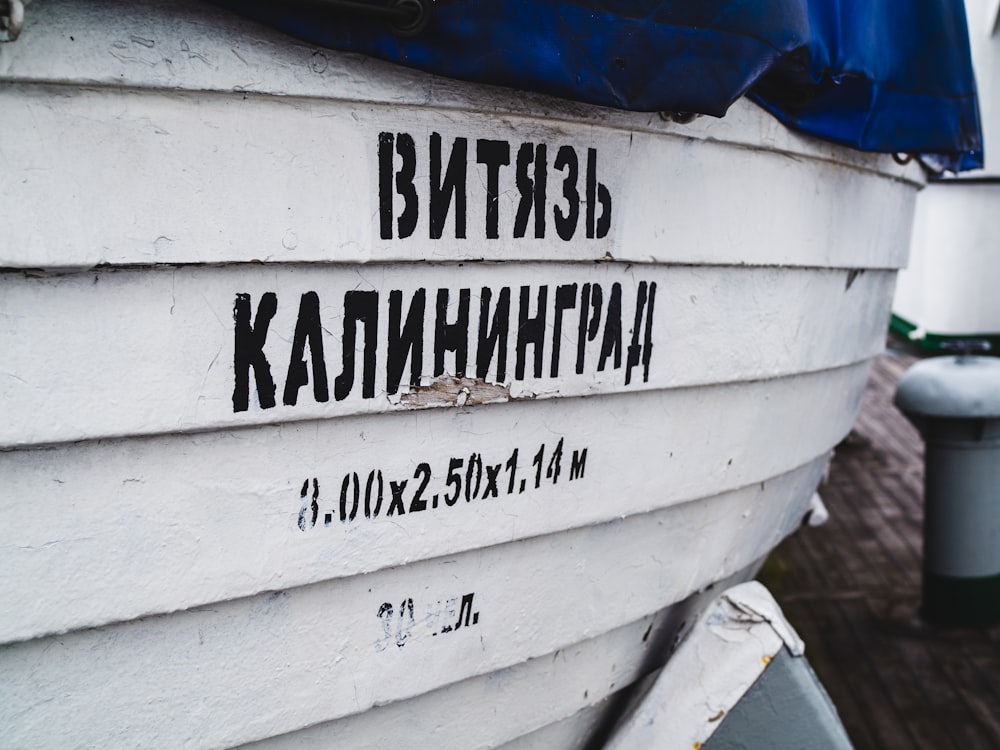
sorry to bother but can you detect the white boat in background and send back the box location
[0,0,967,747]
[893,0,1000,351]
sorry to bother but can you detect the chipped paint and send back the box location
[399,375,515,408]
[604,583,806,749]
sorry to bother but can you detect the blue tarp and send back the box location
[209,0,983,171]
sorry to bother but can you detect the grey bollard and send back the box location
[894,352,1000,627]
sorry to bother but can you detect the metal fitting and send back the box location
[0,0,24,42]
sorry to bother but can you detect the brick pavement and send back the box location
[759,349,1000,749]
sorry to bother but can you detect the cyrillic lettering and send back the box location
[378,131,418,239]
[642,282,657,383]
[395,133,418,239]
[625,281,648,386]
[553,145,579,241]
[585,147,612,239]
[387,289,425,395]
[233,292,277,412]
[598,282,622,371]
[570,448,587,480]
[283,291,329,406]
[334,290,379,401]
[378,131,394,240]
[456,593,475,629]
[516,285,548,380]
[550,283,578,377]
[476,286,510,381]
[596,183,612,238]
[514,142,547,239]
[576,283,603,375]
[429,133,467,240]
[476,139,511,239]
[434,288,471,377]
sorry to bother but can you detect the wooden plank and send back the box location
[946,645,1000,741]
[1,378,846,643]
[242,609,656,750]
[496,698,608,750]
[832,597,931,749]
[0,469,816,749]
[944,673,1000,748]
[961,639,1000,706]
[826,456,922,587]
[0,0,922,271]
[869,471,925,562]
[889,629,997,750]
[859,596,970,750]
[802,595,915,748]
[855,505,921,588]
[820,468,898,591]
[0,263,894,448]
[0,83,919,271]
[790,495,867,592]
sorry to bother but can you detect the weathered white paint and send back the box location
[1,363,869,644]
[0,2,925,747]
[0,82,918,271]
[604,582,804,749]
[0,0,921,270]
[0,263,894,448]
[242,596,680,750]
[494,700,609,750]
[1,461,821,748]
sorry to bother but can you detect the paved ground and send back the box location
[759,349,1000,749]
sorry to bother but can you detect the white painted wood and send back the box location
[243,605,664,750]
[604,582,803,749]
[0,460,821,749]
[0,263,894,449]
[0,0,920,270]
[1,362,869,644]
[494,700,609,750]
[0,82,917,270]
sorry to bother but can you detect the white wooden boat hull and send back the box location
[0,1,923,747]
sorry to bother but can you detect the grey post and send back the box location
[894,344,1000,627]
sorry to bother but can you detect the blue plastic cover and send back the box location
[208,0,983,171]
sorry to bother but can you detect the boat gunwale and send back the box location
[0,75,928,190]
[0,340,886,453]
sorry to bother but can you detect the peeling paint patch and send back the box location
[399,375,513,408]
